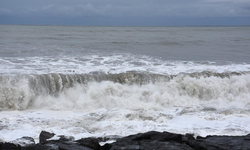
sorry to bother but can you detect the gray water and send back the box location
[1,25,250,142]
[1,25,250,63]
[1,24,250,110]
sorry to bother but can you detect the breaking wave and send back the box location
[0,71,250,111]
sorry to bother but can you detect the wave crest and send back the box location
[0,71,249,110]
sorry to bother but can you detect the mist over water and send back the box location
[0,25,250,142]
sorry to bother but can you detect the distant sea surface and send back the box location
[0,25,250,142]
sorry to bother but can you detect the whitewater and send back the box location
[0,25,250,143]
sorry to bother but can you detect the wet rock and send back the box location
[121,131,183,143]
[2,131,250,150]
[58,135,75,141]
[182,133,195,142]
[75,138,101,150]
[101,143,112,150]
[96,135,122,143]
[45,140,93,150]
[1,142,21,150]
[244,133,250,140]
[22,143,59,150]
[109,140,140,150]
[139,140,193,150]
[109,140,193,150]
[39,131,55,144]
[188,135,250,150]
[108,131,190,150]
[23,140,93,150]
[11,137,35,147]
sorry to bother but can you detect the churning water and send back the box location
[0,25,250,142]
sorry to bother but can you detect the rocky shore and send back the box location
[1,130,250,150]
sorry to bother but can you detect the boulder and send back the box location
[22,140,94,150]
[131,131,183,142]
[22,143,59,150]
[109,140,140,150]
[139,140,193,150]
[188,135,250,150]
[1,142,21,150]
[45,140,93,150]
[108,131,192,150]
[11,136,35,147]
[58,135,75,141]
[182,133,195,142]
[75,138,101,150]
[2,130,250,150]
[96,135,122,143]
[39,131,55,144]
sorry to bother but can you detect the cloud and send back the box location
[14,0,248,18]
[0,0,249,25]
[201,0,250,16]
[41,4,81,17]
[0,8,11,15]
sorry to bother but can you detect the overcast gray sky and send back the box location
[0,0,250,26]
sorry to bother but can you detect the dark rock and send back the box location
[109,140,140,150]
[45,140,93,150]
[101,143,112,150]
[188,135,250,150]
[108,139,194,150]
[107,131,193,150]
[182,133,195,142]
[1,142,21,150]
[23,140,94,150]
[108,131,189,150]
[22,143,58,150]
[120,131,183,143]
[11,137,35,147]
[244,134,250,140]
[139,140,193,150]
[75,138,101,150]
[2,131,250,150]
[96,135,122,143]
[196,136,204,139]
[58,135,75,142]
[39,131,55,144]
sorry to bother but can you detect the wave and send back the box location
[0,71,250,110]
[2,55,250,75]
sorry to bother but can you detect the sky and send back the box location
[0,0,250,26]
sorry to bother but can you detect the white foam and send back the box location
[0,108,249,143]
[0,54,250,75]
[0,74,250,142]
[1,54,250,143]
[1,73,250,111]
[25,74,250,111]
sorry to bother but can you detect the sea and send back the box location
[0,25,250,143]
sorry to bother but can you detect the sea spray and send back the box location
[1,25,250,143]
[1,72,249,111]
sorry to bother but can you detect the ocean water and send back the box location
[0,25,250,142]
